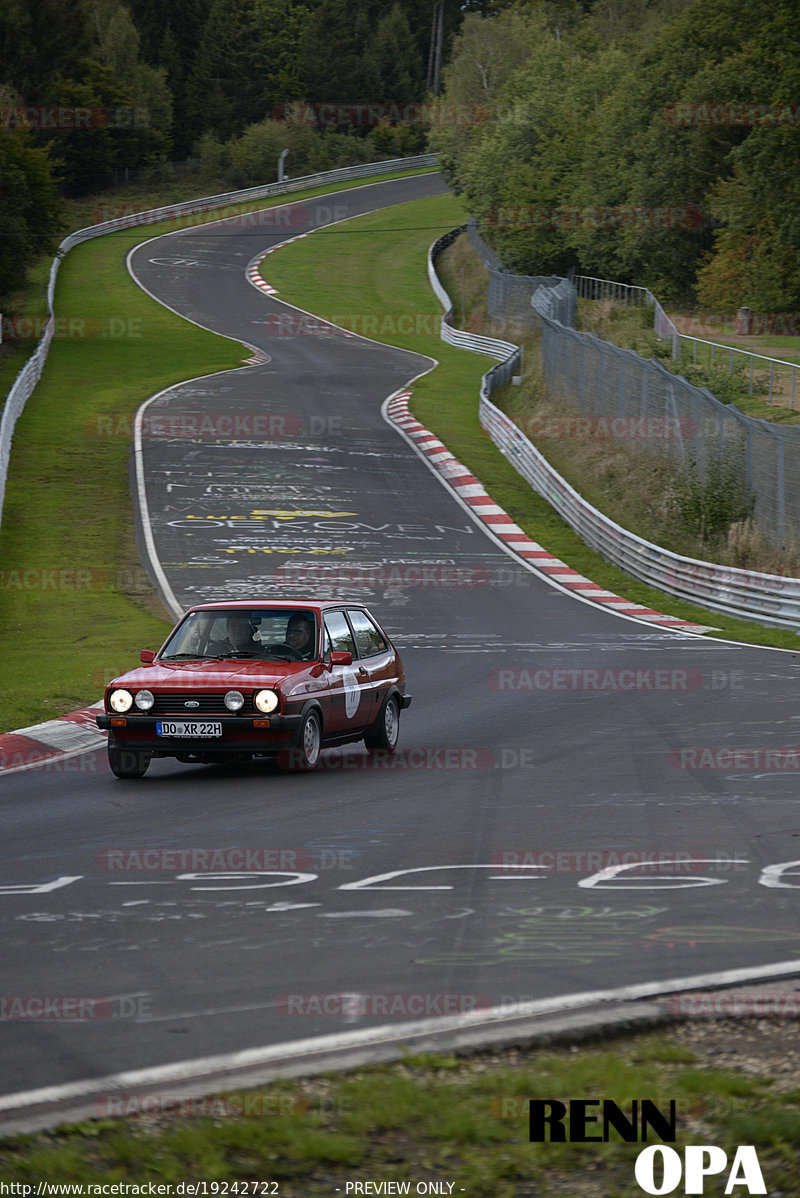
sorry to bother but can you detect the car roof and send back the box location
[184,600,370,614]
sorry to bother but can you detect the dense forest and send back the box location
[432,0,800,309]
[1,0,800,312]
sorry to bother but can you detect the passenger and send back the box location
[210,615,260,656]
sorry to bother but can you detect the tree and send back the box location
[187,0,307,142]
[428,6,546,182]
[297,0,382,103]
[437,8,538,105]
[374,5,424,103]
[127,0,212,155]
[430,0,800,308]
[696,166,800,312]
[0,0,93,98]
[0,130,63,307]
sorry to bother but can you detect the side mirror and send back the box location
[140,650,155,664]
[329,650,352,667]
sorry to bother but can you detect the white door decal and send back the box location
[342,667,360,718]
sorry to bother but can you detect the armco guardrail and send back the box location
[0,154,438,530]
[427,228,519,366]
[430,229,800,630]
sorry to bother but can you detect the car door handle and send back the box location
[358,667,368,677]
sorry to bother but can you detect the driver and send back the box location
[285,614,315,660]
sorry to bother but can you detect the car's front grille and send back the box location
[148,693,256,716]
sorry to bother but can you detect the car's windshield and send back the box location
[160,609,319,662]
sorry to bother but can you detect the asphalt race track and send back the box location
[3,172,800,1112]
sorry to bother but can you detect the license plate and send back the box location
[156,721,222,738]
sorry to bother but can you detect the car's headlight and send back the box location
[135,690,154,711]
[109,689,133,713]
[224,690,244,712]
[254,688,279,714]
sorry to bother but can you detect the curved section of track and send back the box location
[2,174,800,1113]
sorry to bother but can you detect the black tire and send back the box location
[364,694,400,753]
[278,709,322,771]
[108,746,150,779]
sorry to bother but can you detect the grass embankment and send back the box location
[261,203,800,649]
[488,312,800,578]
[2,1025,800,1195]
[445,236,800,577]
[577,299,800,423]
[0,168,438,732]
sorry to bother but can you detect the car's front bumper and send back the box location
[96,712,302,755]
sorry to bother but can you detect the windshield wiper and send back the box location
[162,650,263,661]
[205,651,261,660]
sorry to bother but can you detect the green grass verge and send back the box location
[261,196,800,650]
[0,167,438,733]
[2,1027,799,1195]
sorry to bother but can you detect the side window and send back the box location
[323,611,356,657]
[348,609,388,658]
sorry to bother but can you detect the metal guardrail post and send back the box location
[745,420,753,493]
[774,426,786,544]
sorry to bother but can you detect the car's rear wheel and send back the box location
[364,694,400,753]
[108,746,151,779]
[278,710,322,771]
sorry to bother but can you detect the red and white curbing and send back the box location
[245,235,308,298]
[0,702,106,774]
[242,240,310,360]
[240,349,270,366]
[385,391,716,635]
[245,262,279,296]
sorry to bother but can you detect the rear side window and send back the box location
[323,611,356,657]
[348,609,388,657]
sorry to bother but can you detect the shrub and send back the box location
[670,453,755,542]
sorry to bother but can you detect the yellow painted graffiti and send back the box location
[218,546,353,555]
[250,510,358,520]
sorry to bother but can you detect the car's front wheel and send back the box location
[364,694,400,753]
[278,709,322,771]
[108,746,151,779]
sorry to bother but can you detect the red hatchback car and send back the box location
[96,600,411,778]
